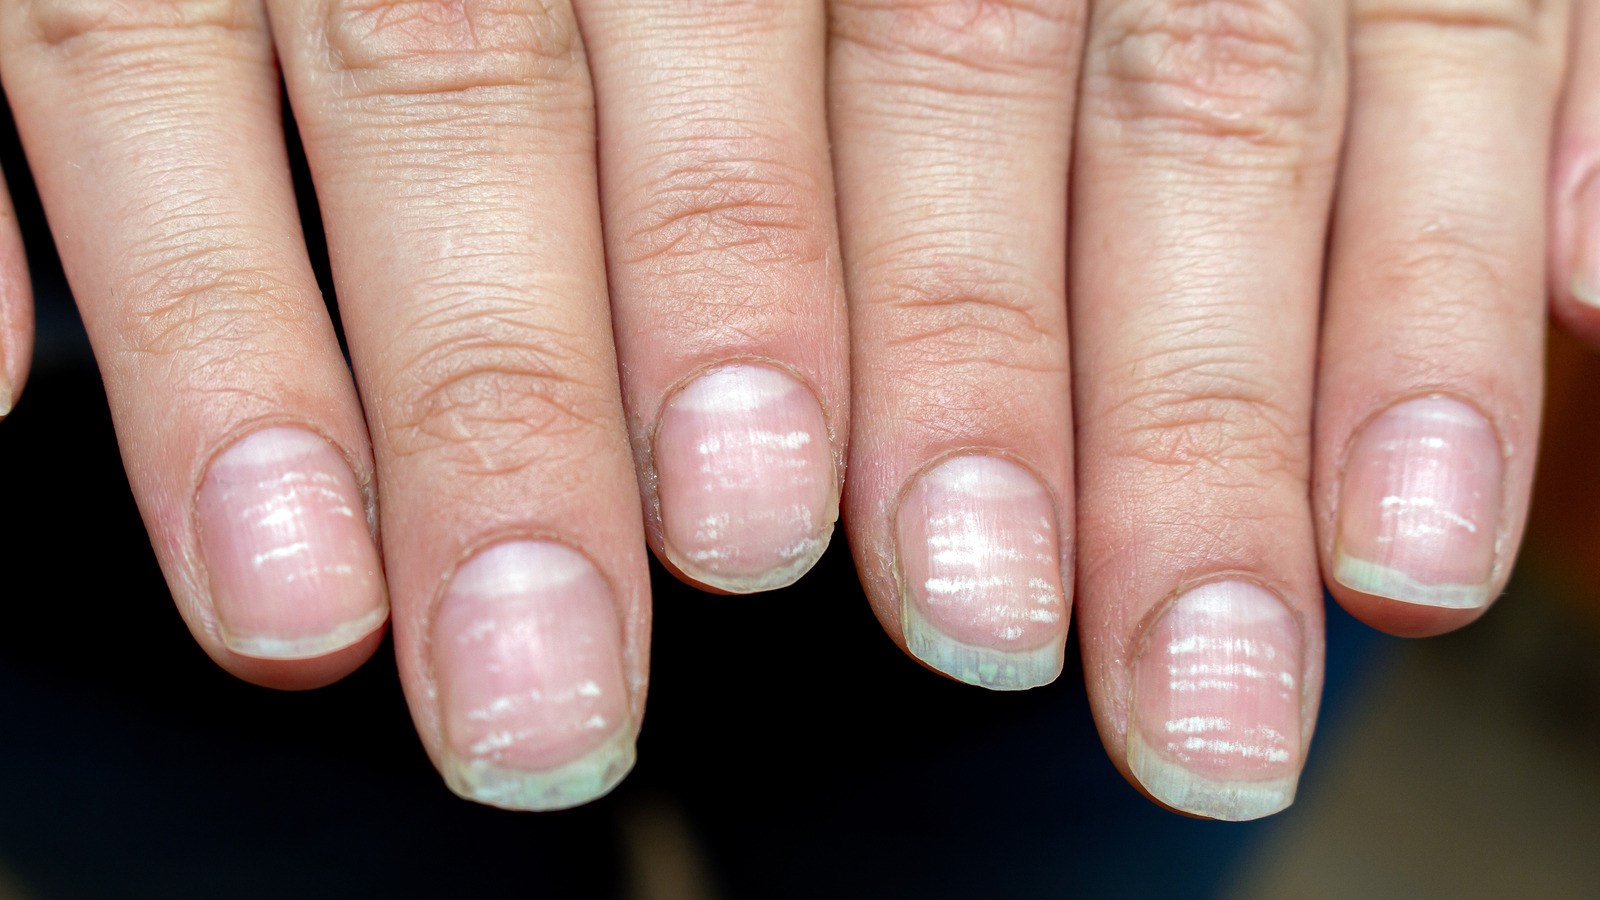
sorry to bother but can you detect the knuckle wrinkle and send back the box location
[323,0,581,96]
[832,0,1083,75]
[25,0,256,45]
[1089,0,1335,144]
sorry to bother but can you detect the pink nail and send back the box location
[654,364,836,593]
[1571,172,1600,308]
[1334,397,1502,608]
[1128,581,1303,821]
[895,455,1066,690]
[434,541,634,810]
[197,427,386,659]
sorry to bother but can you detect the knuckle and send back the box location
[117,245,302,363]
[321,0,582,98]
[1087,0,1336,147]
[1353,0,1544,37]
[831,0,1083,76]
[381,306,613,476]
[21,0,259,48]
[1106,343,1307,483]
[873,260,1066,372]
[618,149,828,277]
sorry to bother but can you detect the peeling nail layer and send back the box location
[1333,396,1501,609]
[434,540,634,811]
[896,455,1066,690]
[654,364,836,593]
[1128,581,1303,821]
[197,426,386,659]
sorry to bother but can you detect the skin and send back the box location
[0,0,1586,823]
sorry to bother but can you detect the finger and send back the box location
[572,0,847,594]
[1551,0,1600,341]
[0,172,31,417]
[0,0,386,686]
[1070,0,1347,819]
[827,1,1083,689]
[1318,0,1567,635]
[271,0,648,808]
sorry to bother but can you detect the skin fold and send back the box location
[0,0,1588,827]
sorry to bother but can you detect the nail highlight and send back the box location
[654,364,836,593]
[434,540,635,811]
[1333,397,1502,609]
[1571,172,1600,308]
[896,455,1066,690]
[197,427,386,659]
[1128,581,1303,821]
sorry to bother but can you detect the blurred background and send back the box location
[3,97,1599,899]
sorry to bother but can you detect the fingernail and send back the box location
[654,363,836,593]
[1571,172,1600,308]
[197,427,387,659]
[1333,397,1502,609]
[895,455,1066,690]
[1128,581,1303,821]
[434,540,635,811]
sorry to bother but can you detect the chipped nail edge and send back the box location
[901,591,1064,691]
[1127,728,1297,821]
[442,721,638,812]
[1332,550,1491,610]
[218,602,390,660]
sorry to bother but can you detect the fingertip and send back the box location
[210,623,388,692]
[1327,584,1489,639]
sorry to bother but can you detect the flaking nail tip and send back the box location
[665,519,837,595]
[1332,552,1491,610]
[441,726,638,812]
[903,605,1063,691]
[218,603,390,660]
[1128,731,1298,822]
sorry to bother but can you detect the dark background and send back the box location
[3,95,1598,899]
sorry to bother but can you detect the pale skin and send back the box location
[0,0,1588,821]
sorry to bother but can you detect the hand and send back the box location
[0,0,1573,825]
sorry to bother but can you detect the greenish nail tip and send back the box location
[442,725,638,812]
[1332,552,1491,610]
[1127,730,1298,822]
[218,603,390,660]
[901,598,1064,692]
[664,518,838,595]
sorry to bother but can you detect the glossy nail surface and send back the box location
[654,363,835,593]
[1572,172,1600,308]
[1128,581,1303,821]
[896,455,1066,690]
[1334,397,1502,609]
[434,541,634,811]
[197,426,386,658]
